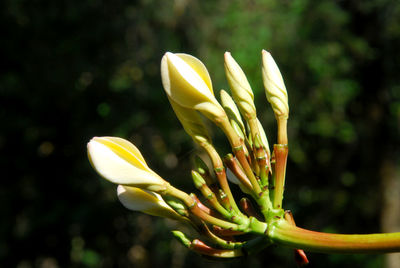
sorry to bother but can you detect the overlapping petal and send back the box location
[87,137,165,187]
[161,52,225,120]
[262,50,289,119]
[224,52,256,119]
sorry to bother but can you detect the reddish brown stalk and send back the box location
[240,198,263,221]
[255,139,269,187]
[272,144,288,209]
[215,168,241,213]
[191,239,243,258]
[234,145,262,194]
[223,154,253,191]
[192,194,213,215]
[212,225,245,236]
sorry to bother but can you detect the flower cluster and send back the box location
[87,50,306,261]
[87,50,400,262]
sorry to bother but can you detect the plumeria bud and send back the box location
[163,196,189,217]
[224,52,256,120]
[261,50,289,119]
[161,52,226,121]
[256,118,271,156]
[191,170,206,189]
[117,185,186,221]
[220,89,246,138]
[194,155,209,176]
[171,230,192,248]
[169,97,211,144]
[87,137,167,191]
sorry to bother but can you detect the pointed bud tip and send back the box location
[261,49,271,55]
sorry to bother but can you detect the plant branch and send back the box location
[269,220,400,254]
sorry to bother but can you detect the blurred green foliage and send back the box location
[1,0,400,267]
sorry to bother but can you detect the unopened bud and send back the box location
[261,50,289,119]
[224,52,257,120]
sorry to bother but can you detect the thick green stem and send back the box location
[269,220,400,253]
[277,117,288,145]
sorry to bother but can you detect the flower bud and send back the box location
[224,52,256,120]
[257,118,270,156]
[161,52,225,121]
[220,89,245,136]
[191,170,206,189]
[171,230,192,248]
[261,50,289,119]
[87,137,166,190]
[117,185,185,221]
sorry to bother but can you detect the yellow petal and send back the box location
[88,137,165,187]
[161,52,214,109]
[94,137,149,170]
[161,52,226,121]
[176,53,213,94]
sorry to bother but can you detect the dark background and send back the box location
[1,0,400,267]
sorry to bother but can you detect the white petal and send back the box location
[117,185,184,220]
[88,139,164,186]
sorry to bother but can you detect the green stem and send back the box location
[269,220,400,253]
[277,117,288,145]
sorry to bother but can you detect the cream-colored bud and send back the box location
[220,89,245,134]
[161,52,225,121]
[87,137,166,189]
[261,50,289,119]
[224,52,256,120]
[257,118,271,156]
[117,185,185,221]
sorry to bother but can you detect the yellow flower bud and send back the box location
[117,185,186,221]
[87,137,166,190]
[224,52,256,120]
[161,52,225,121]
[261,50,289,119]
